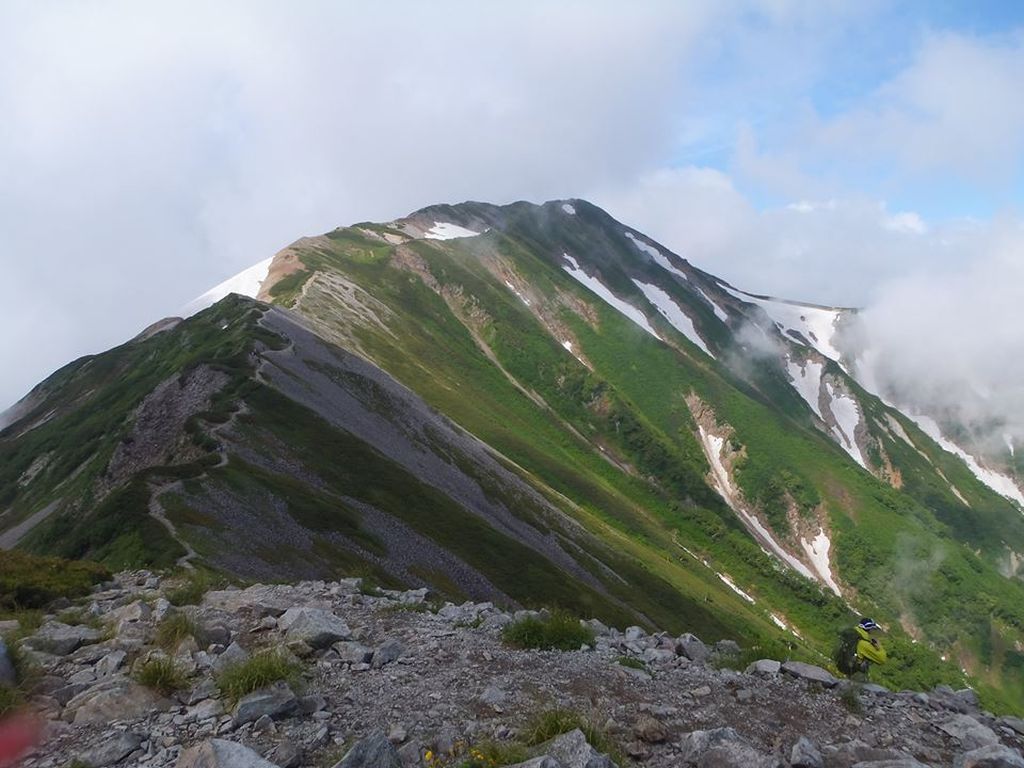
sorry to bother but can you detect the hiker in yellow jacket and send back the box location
[835,618,887,678]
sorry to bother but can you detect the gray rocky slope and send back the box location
[8,572,1024,768]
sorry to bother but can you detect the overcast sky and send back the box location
[2,2,1024,431]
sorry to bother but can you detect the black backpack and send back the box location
[834,628,862,675]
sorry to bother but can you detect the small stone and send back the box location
[388,725,408,744]
[275,740,303,768]
[736,689,753,704]
[478,686,507,709]
[96,649,128,677]
[691,686,712,697]
[252,714,277,735]
[211,642,250,674]
[635,715,666,744]
[279,607,351,649]
[372,639,405,669]
[745,659,781,675]
[676,633,709,662]
[334,641,373,665]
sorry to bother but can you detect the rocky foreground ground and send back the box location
[4,571,1024,768]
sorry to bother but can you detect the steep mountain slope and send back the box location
[3,199,1024,710]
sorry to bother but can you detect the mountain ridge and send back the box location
[3,198,1024,711]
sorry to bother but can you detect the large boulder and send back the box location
[331,731,401,768]
[780,661,839,688]
[745,659,781,676]
[233,682,298,725]
[543,729,615,768]
[675,634,709,662]
[177,739,282,768]
[791,736,824,768]
[278,608,351,649]
[938,715,1001,751]
[68,679,170,724]
[24,621,102,656]
[76,731,143,767]
[954,745,1024,768]
[678,728,774,768]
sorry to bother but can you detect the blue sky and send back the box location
[1,1,1024,413]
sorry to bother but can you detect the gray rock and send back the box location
[0,638,17,686]
[478,685,507,709]
[189,698,225,721]
[791,736,824,768]
[998,716,1024,736]
[714,639,741,656]
[849,761,929,768]
[642,647,676,665]
[108,600,151,624]
[676,633,709,662]
[331,730,401,768]
[77,731,143,767]
[678,728,774,768]
[938,714,1000,751]
[624,626,645,642]
[274,740,303,768]
[68,679,170,724]
[279,608,351,649]
[544,728,615,768]
[334,641,374,665]
[780,661,839,688]
[176,738,281,768]
[188,677,219,705]
[233,681,298,725]
[954,745,1024,768]
[24,621,102,655]
[212,642,250,674]
[96,649,128,677]
[204,624,232,647]
[505,759,561,768]
[824,740,916,767]
[372,639,405,668]
[745,659,781,675]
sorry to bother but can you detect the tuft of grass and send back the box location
[165,569,221,607]
[0,684,22,716]
[522,707,620,762]
[502,612,595,651]
[57,607,102,629]
[135,657,188,694]
[216,649,301,703]
[614,655,646,670]
[154,613,203,651]
[839,682,864,714]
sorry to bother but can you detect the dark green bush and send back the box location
[502,611,595,651]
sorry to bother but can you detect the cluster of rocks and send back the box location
[4,571,1024,768]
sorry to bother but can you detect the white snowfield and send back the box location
[912,413,1024,506]
[696,426,818,583]
[720,284,844,362]
[423,222,482,240]
[695,286,729,323]
[800,528,842,596]
[561,203,576,215]
[562,254,661,340]
[632,280,714,358]
[183,257,274,317]
[825,382,868,468]
[624,231,688,280]
[787,357,825,419]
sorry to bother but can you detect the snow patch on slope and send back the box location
[696,426,817,581]
[184,257,274,316]
[562,254,661,340]
[632,280,713,358]
[825,383,867,468]
[695,287,729,323]
[624,232,688,280]
[717,572,755,604]
[720,284,843,361]
[787,357,824,419]
[800,529,841,596]
[912,414,1024,506]
[503,281,531,307]
[423,222,482,240]
[561,203,576,215]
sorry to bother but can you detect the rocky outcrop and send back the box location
[8,571,1024,768]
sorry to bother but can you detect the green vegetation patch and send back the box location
[0,551,109,611]
[502,612,595,651]
[216,649,302,703]
[135,657,188,694]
